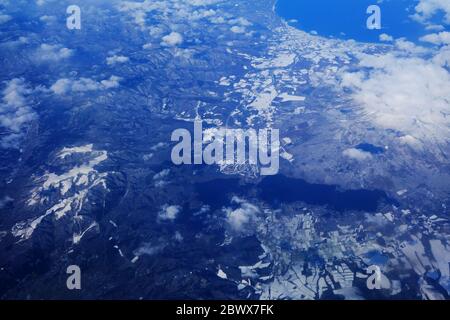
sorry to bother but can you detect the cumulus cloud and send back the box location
[210,16,225,24]
[230,26,246,34]
[379,33,393,42]
[341,52,450,143]
[425,24,445,31]
[158,205,181,221]
[0,36,28,47]
[191,9,216,20]
[153,169,170,187]
[106,55,129,65]
[224,197,259,232]
[39,15,56,24]
[412,0,450,24]
[228,17,252,27]
[51,76,121,95]
[0,79,36,148]
[100,76,122,89]
[420,31,450,45]
[394,38,429,55]
[34,44,74,62]
[432,45,450,67]
[188,0,221,6]
[343,148,373,161]
[118,0,222,33]
[117,0,167,28]
[0,14,12,24]
[161,32,183,47]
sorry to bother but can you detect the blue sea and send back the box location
[276,0,446,43]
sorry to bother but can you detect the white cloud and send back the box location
[379,33,393,42]
[343,148,373,161]
[39,15,56,24]
[228,17,251,27]
[432,45,450,67]
[0,36,28,47]
[117,0,167,28]
[158,205,181,221]
[420,31,450,45]
[341,52,450,143]
[34,44,74,62]
[153,169,170,187]
[224,197,259,232]
[412,0,450,24]
[100,76,122,89]
[394,38,429,55]
[0,14,11,24]
[51,76,121,95]
[153,169,170,180]
[106,55,129,65]
[149,26,164,37]
[117,0,222,32]
[210,16,225,24]
[425,24,445,31]
[161,32,183,47]
[188,0,221,6]
[134,243,165,256]
[230,26,246,34]
[191,9,216,20]
[0,79,36,148]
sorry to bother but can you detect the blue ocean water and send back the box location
[275,0,439,43]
